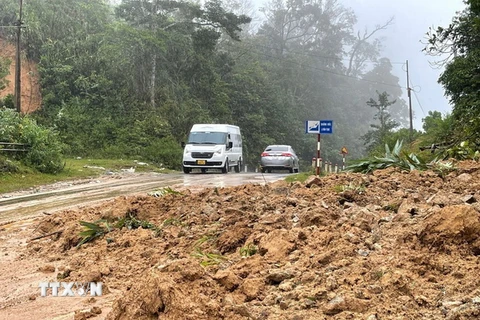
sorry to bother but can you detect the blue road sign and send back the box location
[305,120,320,133]
[320,120,333,134]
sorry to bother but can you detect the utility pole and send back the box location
[14,0,23,114]
[406,60,413,142]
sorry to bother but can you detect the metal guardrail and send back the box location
[0,142,30,152]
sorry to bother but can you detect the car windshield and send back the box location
[265,146,289,152]
[188,132,227,144]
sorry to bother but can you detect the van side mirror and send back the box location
[181,142,185,148]
[228,141,233,149]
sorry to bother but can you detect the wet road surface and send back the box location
[0,172,290,225]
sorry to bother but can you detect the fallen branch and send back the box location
[29,230,63,241]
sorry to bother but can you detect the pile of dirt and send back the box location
[23,160,480,319]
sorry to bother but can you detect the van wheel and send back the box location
[234,159,242,173]
[221,160,228,174]
[183,166,191,174]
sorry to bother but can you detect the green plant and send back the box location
[347,140,455,175]
[76,220,110,248]
[191,248,226,267]
[442,141,480,161]
[383,202,400,213]
[194,231,218,247]
[149,187,183,197]
[162,217,184,227]
[239,243,258,257]
[333,182,365,194]
[77,211,162,247]
[116,210,162,236]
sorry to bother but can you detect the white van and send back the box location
[182,124,243,174]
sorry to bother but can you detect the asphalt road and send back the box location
[0,171,290,225]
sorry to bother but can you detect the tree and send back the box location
[421,110,453,145]
[424,0,480,145]
[362,91,400,153]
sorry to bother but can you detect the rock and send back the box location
[461,194,477,204]
[457,173,473,182]
[278,281,294,292]
[418,205,480,248]
[38,264,56,273]
[304,176,322,188]
[324,295,349,315]
[266,271,293,284]
[213,270,241,291]
[239,278,265,301]
[258,229,295,260]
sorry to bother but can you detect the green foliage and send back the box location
[0,156,19,173]
[149,187,183,197]
[0,0,411,168]
[76,220,109,248]
[239,243,258,257]
[0,108,64,173]
[0,56,11,90]
[333,182,365,194]
[421,111,454,145]
[116,210,162,236]
[362,91,400,154]
[346,140,455,174]
[191,247,226,267]
[143,136,184,170]
[424,0,480,146]
[77,210,162,247]
[0,94,14,109]
[442,141,480,161]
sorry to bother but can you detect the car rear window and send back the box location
[265,146,289,151]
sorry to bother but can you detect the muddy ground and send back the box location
[1,161,480,320]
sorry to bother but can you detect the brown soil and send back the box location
[1,161,480,319]
[0,38,42,113]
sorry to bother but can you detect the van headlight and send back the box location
[215,148,222,154]
[184,147,191,155]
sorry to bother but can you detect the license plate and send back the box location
[197,160,206,165]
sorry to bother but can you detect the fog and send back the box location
[249,0,465,130]
[341,0,465,129]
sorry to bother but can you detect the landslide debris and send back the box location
[26,161,480,319]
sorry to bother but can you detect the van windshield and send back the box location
[188,132,227,145]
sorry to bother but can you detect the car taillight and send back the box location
[261,152,270,157]
[281,152,293,157]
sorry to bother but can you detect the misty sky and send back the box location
[252,0,466,130]
[341,0,465,130]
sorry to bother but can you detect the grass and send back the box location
[239,243,258,257]
[0,157,172,194]
[284,171,314,183]
[191,247,227,267]
[333,182,366,194]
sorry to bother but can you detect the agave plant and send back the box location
[346,140,450,174]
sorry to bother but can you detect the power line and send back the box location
[410,83,426,117]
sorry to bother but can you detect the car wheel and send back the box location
[294,168,299,173]
[183,166,191,174]
[289,168,294,173]
[234,159,242,173]
[221,159,228,174]
[261,167,266,173]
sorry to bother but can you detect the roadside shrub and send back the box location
[0,108,64,173]
[144,136,183,170]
